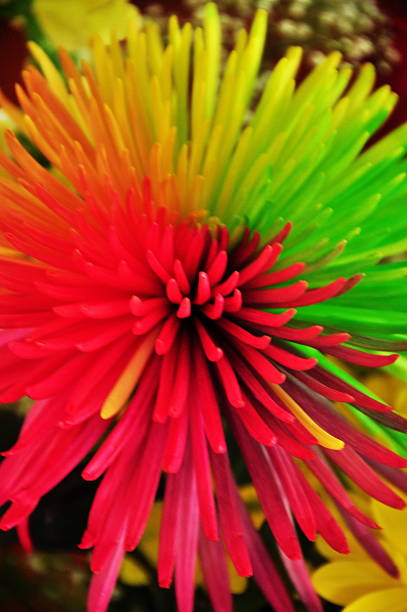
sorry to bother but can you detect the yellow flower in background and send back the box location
[120,485,264,594]
[32,0,140,51]
[312,493,407,612]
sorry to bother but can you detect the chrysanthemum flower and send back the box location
[1,4,407,611]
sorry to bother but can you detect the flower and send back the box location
[1,4,407,612]
[312,488,407,612]
[32,0,140,51]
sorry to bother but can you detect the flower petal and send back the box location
[312,561,399,606]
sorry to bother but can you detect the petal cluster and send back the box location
[0,4,407,612]
[0,194,406,612]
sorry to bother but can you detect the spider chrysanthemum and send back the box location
[1,4,407,612]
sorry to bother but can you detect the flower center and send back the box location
[129,219,293,364]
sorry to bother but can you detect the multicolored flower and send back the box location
[1,4,407,611]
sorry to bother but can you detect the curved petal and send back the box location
[371,498,407,557]
[312,561,398,606]
[344,587,407,612]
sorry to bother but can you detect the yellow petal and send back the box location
[28,42,70,105]
[393,550,407,588]
[315,531,366,563]
[101,331,157,419]
[312,561,398,606]
[344,588,407,612]
[371,498,407,557]
[270,383,344,449]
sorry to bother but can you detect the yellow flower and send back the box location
[313,488,407,611]
[33,0,141,51]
